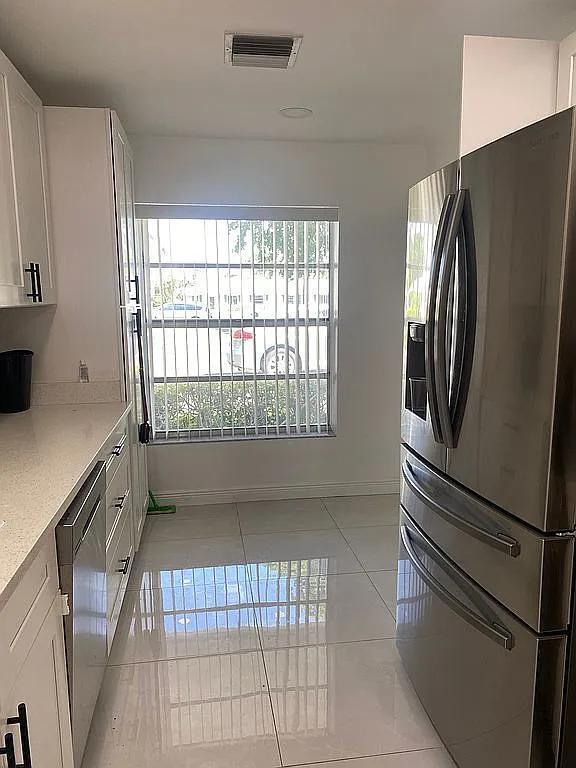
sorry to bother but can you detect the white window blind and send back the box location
[139,211,337,441]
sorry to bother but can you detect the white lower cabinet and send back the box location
[0,593,73,768]
[106,495,134,654]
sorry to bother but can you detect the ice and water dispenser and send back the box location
[405,322,427,418]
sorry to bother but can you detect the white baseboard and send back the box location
[152,480,400,507]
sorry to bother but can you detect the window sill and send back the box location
[150,430,336,446]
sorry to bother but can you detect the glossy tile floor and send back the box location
[83,495,455,768]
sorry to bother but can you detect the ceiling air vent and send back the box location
[224,33,302,69]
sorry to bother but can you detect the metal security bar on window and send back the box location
[140,216,334,441]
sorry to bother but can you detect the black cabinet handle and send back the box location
[130,275,140,304]
[0,732,17,768]
[114,491,128,510]
[24,264,42,303]
[7,703,32,768]
[24,263,38,302]
[110,434,127,457]
[34,265,42,303]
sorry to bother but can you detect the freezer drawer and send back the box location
[396,508,566,768]
[400,446,573,633]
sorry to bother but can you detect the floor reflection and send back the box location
[161,654,274,747]
[252,570,329,647]
[266,645,329,735]
[84,652,280,768]
[111,559,331,746]
[112,564,257,662]
[248,556,331,580]
[138,562,249,590]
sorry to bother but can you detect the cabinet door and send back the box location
[124,145,138,301]
[106,503,134,653]
[0,71,21,306]
[6,67,56,305]
[121,305,148,551]
[111,113,136,307]
[135,435,148,549]
[0,595,73,768]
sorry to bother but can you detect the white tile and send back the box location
[251,572,396,648]
[264,640,440,765]
[294,748,456,767]
[341,525,400,571]
[238,498,336,533]
[109,581,260,664]
[83,652,281,768]
[145,503,240,540]
[128,536,247,591]
[369,570,398,617]
[324,495,400,528]
[243,529,363,580]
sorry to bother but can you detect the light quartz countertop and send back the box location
[0,402,130,607]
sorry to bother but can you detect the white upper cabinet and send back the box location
[0,48,56,307]
[0,74,20,295]
[111,112,137,307]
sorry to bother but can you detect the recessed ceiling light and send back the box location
[279,107,313,119]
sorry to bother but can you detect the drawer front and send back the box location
[101,422,128,483]
[400,445,573,632]
[105,452,130,546]
[106,502,133,652]
[396,508,566,768]
[0,538,59,699]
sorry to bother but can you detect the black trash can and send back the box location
[0,350,33,413]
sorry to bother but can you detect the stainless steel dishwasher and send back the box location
[57,461,107,767]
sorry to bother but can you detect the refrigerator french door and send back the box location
[445,109,576,532]
[401,162,458,471]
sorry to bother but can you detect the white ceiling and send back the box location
[0,0,575,153]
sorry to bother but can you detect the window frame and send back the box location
[137,206,339,443]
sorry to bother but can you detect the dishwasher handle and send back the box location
[77,494,103,551]
[57,461,106,558]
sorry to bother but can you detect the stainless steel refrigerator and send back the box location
[397,107,576,768]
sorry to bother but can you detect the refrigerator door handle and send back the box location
[401,459,521,557]
[448,189,477,446]
[425,193,454,444]
[400,523,515,650]
[435,189,465,448]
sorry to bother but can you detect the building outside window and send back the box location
[138,207,338,441]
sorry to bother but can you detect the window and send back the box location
[139,208,338,441]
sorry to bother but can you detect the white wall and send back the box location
[460,36,558,156]
[132,135,428,501]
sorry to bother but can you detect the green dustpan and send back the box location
[147,490,176,515]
